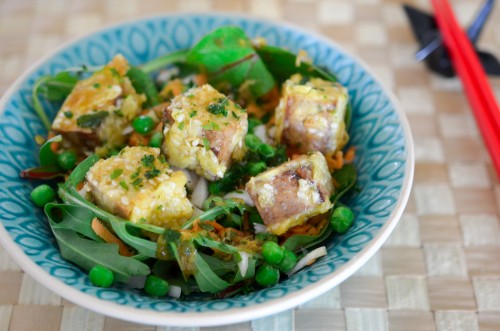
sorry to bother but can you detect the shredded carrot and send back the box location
[128,132,150,146]
[344,146,356,163]
[194,73,208,86]
[325,151,344,171]
[46,132,60,153]
[91,218,132,256]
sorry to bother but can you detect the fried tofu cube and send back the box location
[162,84,248,180]
[52,55,145,153]
[275,74,349,156]
[85,146,193,229]
[245,152,333,235]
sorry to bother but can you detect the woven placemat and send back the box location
[1,0,500,330]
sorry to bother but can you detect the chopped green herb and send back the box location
[231,111,240,119]
[189,110,198,118]
[158,155,167,164]
[141,155,155,168]
[93,83,101,89]
[130,167,141,180]
[63,111,73,119]
[113,109,124,117]
[207,97,229,117]
[76,111,109,129]
[132,177,143,187]
[138,217,148,223]
[110,169,123,180]
[187,94,195,99]
[109,68,121,78]
[178,121,185,130]
[145,168,160,179]
[119,180,129,190]
[202,121,220,131]
[202,138,210,150]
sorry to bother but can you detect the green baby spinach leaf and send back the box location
[39,135,62,166]
[255,45,337,84]
[76,111,109,129]
[186,26,275,98]
[330,163,357,205]
[282,222,333,252]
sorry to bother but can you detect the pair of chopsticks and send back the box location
[430,0,500,178]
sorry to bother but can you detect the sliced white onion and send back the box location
[253,124,270,144]
[168,285,182,299]
[223,190,255,207]
[237,251,250,277]
[122,125,134,135]
[191,176,208,209]
[287,246,327,276]
[253,223,268,234]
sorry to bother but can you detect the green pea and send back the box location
[257,144,275,158]
[89,265,114,288]
[149,132,164,148]
[245,134,261,151]
[255,264,280,287]
[132,115,155,135]
[247,161,267,176]
[144,275,169,297]
[262,241,284,266]
[30,184,56,207]
[248,117,262,133]
[279,249,298,273]
[57,151,77,171]
[330,206,355,234]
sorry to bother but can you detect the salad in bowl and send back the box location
[24,25,358,298]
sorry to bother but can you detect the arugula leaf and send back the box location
[64,154,100,187]
[193,253,230,293]
[186,26,275,98]
[45,203,102,242]
[39,135,62,166]
[197,253,237,276]
[126,66,160,107]
[49,227,149,283]
[108,220,158,258]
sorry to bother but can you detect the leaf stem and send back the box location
[140,49,189,74]
[32,76,52,131]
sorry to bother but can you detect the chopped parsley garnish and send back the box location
[202,137,210,150]
[206,97,229,117]
[109,68,121,78]
[132,177,143,187]
[158,154,167,164]
[110,169,123,180]
[138,217,147,223]
[202,121,220,131]
[187,94,195,99]
[63,111,73,119]
[189,110,198,118]
[130,167,141,180]
[76,111,109,129]
[93,83,101,89]
[113,109,124,117]
[141,155,155,168]
[231,111,239,119]
[178,121,185,130]
[119,181,129,190]
[163,229,181,242]
[145,167,160,179]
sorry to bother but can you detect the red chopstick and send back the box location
[431,0,500,178]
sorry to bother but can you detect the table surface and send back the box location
[1,0,500,330]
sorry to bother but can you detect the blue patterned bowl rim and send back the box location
[0,13,414,327]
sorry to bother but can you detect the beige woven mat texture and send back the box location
[1,0,500,330]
